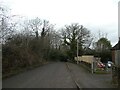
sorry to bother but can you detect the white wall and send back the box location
[75,55,94,64]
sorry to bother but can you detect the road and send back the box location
[3,62,115,88]
[67,62,114,88]
[3,62,76,88]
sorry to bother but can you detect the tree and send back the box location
[95,37,112,51]
[23,18,59,61]
[94,37,112,63]
[0,4,17,44]
[27,17,42,39]
[61,23,91,60]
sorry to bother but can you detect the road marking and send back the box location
[65,62,82,90]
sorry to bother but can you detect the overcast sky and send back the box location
[1,0,120,46]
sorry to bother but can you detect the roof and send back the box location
[111,39,120,50]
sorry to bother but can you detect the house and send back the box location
[111,39,120,86]
[111,39,120,66]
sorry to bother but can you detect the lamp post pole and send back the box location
[77,39,79,64]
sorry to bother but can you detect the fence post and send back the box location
[91,61,94,74]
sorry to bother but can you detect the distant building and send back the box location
[111,40,120,66]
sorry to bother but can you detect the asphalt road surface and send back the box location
[3,62,115,88]
[3,62,76,88]
[67,62,115,88]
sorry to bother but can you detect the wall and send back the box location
[75,55,94,64]
[112,65,120,87]
[112,51,115,64]
[115,50,120,66]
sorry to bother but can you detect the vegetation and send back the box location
[93,37,112,63]
[1,4,112,77]
[61,24,91,61]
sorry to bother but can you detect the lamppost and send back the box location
[77,39,79,64]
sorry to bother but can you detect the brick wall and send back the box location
[112,65,120,88]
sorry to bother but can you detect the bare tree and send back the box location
[61,23,91,59]
[28,17,42,39]
[0,5,17,44]
[48,30,62,49]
